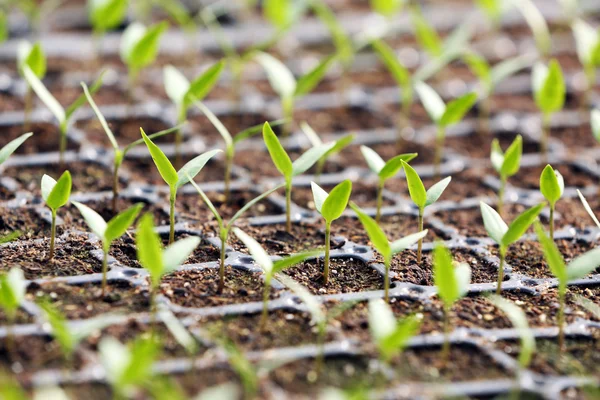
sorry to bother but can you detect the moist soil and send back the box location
[0,122,79,155]
[0,234,102,279]
[122,155,229,186]
[343,140,438,167]
[160,266,278,308]
[445,131,541,159]
[292,181,396,210]
[0,207,53,239]
[75,116,171,147]
[554,197,600,231]
[512,163,597,191]
[292,105,395,134]
[187,111,273,145]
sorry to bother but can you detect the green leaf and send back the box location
[425,176,451,207]
[0,268,26,317]
[194,101,232,148]
[0,12,7,43]
[368,298,396,341]
[263,0,291,29]
[572,19,599,66]
[232,228,273,275]
[433,242,459,306]
[591,109,600,143]
[463,52,492,93]
[272,249,322,274]
[439,92,477,127]
[360,145,386,174]
[263,122,293,178]
[502,203,545,247]
[82,81,118,150]
[163,65,190,105]
[38,300,74,356]
[567,247,600,281]
[186,178,223,228]
[183,61,225,107]
[311,1,354,67]
[490,55,534,88]
[414,81,445,123]
[480,202,508,244]
[311,181,328,214]
[490,139,504,173]
[176,149,222,189]
[255,52,296,100]
[157,305,197,355]
[379,315,421,360]
[229,184,285,225]
[18,42,46,78]
[577,189,600,229]
[0,132,32,165]
[371,0,403,16]
[533,60,566,114]
[325,134,355,159]
[141,128,178,187]
[534,221,567,283]
[43,171,71,211]
[127,21,168,69]
[514,0,550,56]
[572,294,600,319]
[322,180,352,222]
[136,214,164,287]
[476,0,502,24]
[402,160,426,209]
[163,236,200,273]
[379,153,417,180]
[119,336,161,389]
[99,337,130,386]
[72,201,107,238]
[233,119,287,145]
[539,165,564,206]
[295,55,336,97]
[350,203,390,260]
[500,135,522,177]
[411,8,442,57]
[291,143,335,176]
[105,203,143,243]
[23,66,65,125]
[390,230,428,255]
[89,0,128,32]
[66,71,105,120]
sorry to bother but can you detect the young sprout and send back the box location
[0,11,6,43]
[371,39,412,142]
[480,202,545,294]
[490,135,522,217]
[22,66,104,168]
[163,62,224,167]
[532,60,566,157]
[513,0,551,57]
[0,268,26,354]
[72,201,143,296]
[187,177,283,294]
[141,128,221,243]
[368,299,421,363]
[194,100,285,202]
[539,165,564,240]
[301,122,355,182]
[401,160,451,264]
[371,0,403,17]
[263,121,333,232]
[351,203,428,302]
[534,221,600,351]
[120,21,168,95]
[41,171,72,260]
[433,242,471,363]
[136,214,199,321]
[360,145,417,223]
[17,41,46,128]
[263,0,303,30]
[0,132,33,166]
[311,180,352,285]
[572,19,600,110]
[475,0,504,31]
[489,295,536,372]
[414,81,477,176]
[255,51,336,136]
[411,6,443,59]
[576,189,600,229]
[99,335,161,398]
[88,0,128,54]
[233,227,320,329]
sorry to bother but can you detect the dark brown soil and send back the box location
[283,257,383,295]
[51,85,126,109]
[292,181,395,210]
[551,124,598,154]
[513,164,596,191]
[554,197,600,231]
[0,234,102,279]
[187,111,272,145]
[445,131,540,159]
[76,116,171,147]
[0,333,82,373]
[0,207,53,239]
[293,105,394,134]
[160,266,278,308]
[122,155,227,186]
[0,93,24,112]
[0,122,78,155]
[343,140,437,167]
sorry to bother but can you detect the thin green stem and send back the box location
[175,106,186,170]
[323,221,331,285]
[315,158,325,183]
[59,124,67,171]
[498,176,506,218]
[224,148,233,203]
[441,304,451,365]
[384,258,390,302]
[24,85,32,132]
[417,209,424,264]
[49,209,57,260]
[282,97,294,137]
[497,248,506,295]
[376,179,384,224]
[541,113,550,162]
[169,187,176,245]
[434,126,445,179]
[101,243,109,297]
[218,229,227,294]
[112,161,120,213]
[558,286,565,352]
[285,181,292,233]
[549,204,555,240]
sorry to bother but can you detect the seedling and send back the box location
[301,122,355,181]
[573,294,600,318]
[401,160,451,263]
[411,6,443,59]
[576,189,600,229]
[195,100,285,201]
[120,21,168,94]
[72,201,143,296]
[414,81,477,176]
[82,82,180,212]
[99,335,161,398]
[361,145,417,223]
[42,171,72,260]
[371,39,412,141]
[433,242,471,362]
[592,109,600,147]
[0,11,6,43]
[136,214,199,321]
[88,0,128,53]
[513,0,551,57]
[187,176,283,293]
[163,62,224,166]
[0,268,26,354]
[489,295,535,371]
[0,132,33,166]
[311,180,352,285]
[475,0,505,30]
[490,135,522,217]
[351,203,428,302]
[532,60,566,157]
[534,221,600,351]
[572,19,600,110]
[368,299,421,363]
[17,41,46,128]
[141,128,221,243]
[539,165,564,239]
[263,121,333,232]
[371,0,403,17]
[22,65,104,167]
[480,202,545,293]
[263,0,304,30]
[233,227,320,329]
[255,51,336,136]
